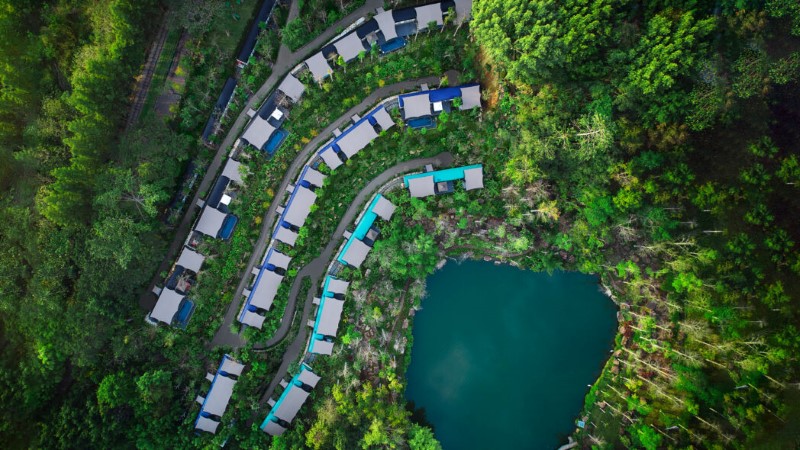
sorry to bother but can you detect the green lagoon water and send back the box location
[405,260,617,449]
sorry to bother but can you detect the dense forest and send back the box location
[0,0,799,448]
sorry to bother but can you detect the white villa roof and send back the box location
[272,385,310,423]
[453,0,473,23]
[274,227,298,246]
[464,166,484,190]
[195,416,220,433]
[297,368,321,387]
[319,147,343,170]
[151,288,184,324]
[372,196,396,220]
[301,166,326,188]
[337,121,378,158]
[196,206,227,237]
[242,115,277,150]
[222,158,245,185]
[278,74,306,103]
[250,270,284,310]
[176,247,205,273]
[266,249,291,270]
[341,238,372,268]
[262,420,287,436]
[375,10,398,40]
[202,375,236,417]
[305,52,333,82]
[460,85,482,110]
[333,32,366,62]
[402,93,432,119]
[326,277,350,295]
[415,4,444,30]
[239,310,266,328]
[372,106,395,131]
[283,186,317,227]
[220,356,245,376]
[408,176,435,197]
[315,298,344,337]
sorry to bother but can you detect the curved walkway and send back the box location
[140,0,384,311]
[253,152,454,409]
[210,73,458,348]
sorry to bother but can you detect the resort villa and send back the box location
[238,247,292,328]
[145,0,486,438]
[404,164,484,197]
[317,105,395,170]
[240,74,306,154]
[337,194,397,269]
[272,165,326,247]
[307,276,351,355]
[398,83,482,128]
[261,364,321,436]
[194,355,246,434]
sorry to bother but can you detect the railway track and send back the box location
[125,21,170,131]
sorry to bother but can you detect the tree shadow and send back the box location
[406,400,435,432]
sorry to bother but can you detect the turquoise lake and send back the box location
[405,260,617,449]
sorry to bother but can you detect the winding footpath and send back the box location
[210,72,459,348]
[141,0,385,311]
[253,152,454,409]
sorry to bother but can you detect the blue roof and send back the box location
[202,78,238,142]
[237,0,277,63]
[238,247,278,322]
[271,176,307,240]
[194,354,235,428]
[317,105,388,159]
[206,176,230,209]
[403,164,483,186]
[398,83,481,107]
[201,115,217,142]
[336,194,387,265]
[216,78,238,110]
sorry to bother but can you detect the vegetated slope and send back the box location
[0,0,261,447]
[470,1,800,447]
[1,0,799,449]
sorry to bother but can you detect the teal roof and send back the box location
[260,364,314,430]
[353,194,384,240]
[308,276,335,353]
[403,164,483,186]
[336,194,388,266]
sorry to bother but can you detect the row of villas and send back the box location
[146,156,247,328]
[258,82,485,436]
[177,0,481,437]
[184,87,484,435]
[237,99,396,329]
[258,192,398,436]
[237,80,482,331]
[235,0,473,156]
[260,158,486,435]
[302,0,472,83]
